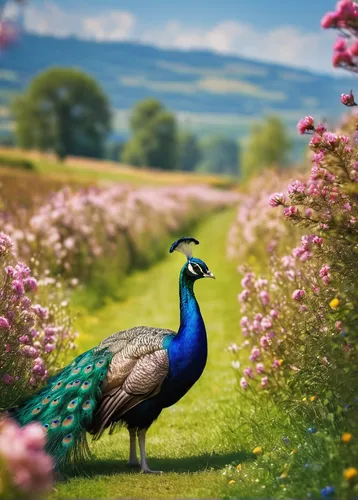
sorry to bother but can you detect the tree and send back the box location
[177,131,201,171]
[12,67,111,160]
[122,99,177,170]
[242,115,291,179]
[197,136,240,176]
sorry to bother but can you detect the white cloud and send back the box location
[5,1,135,41]
[4,1,337,73]
[142,20,336,74]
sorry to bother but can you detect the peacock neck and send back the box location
[177,267,206,341]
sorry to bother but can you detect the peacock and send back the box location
[11,237,215,474]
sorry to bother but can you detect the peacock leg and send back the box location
[127,428,140,467]
[137,428,162,474]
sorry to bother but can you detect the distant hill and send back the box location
[0,33,353,150]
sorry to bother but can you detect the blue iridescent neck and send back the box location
[178,265,205,338]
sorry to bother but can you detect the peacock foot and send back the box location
[140,467,163,474]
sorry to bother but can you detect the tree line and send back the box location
[10,66,291,177]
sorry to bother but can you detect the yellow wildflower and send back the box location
[309,396,316,402]
[229,480,236,485]
[341,433,353,443]
[290,449,297,454]
[253,446,262,455]
[344,467,357,481]
[329,298,340,310]
[279,359,284,366]
[302,397,307,402]
[236,464,242,471]
[280,471,288,479]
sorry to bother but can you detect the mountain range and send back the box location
[0,33,353,148]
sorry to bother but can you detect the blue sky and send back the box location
[5,0,338,73]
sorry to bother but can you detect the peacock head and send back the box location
[169,237,215,281]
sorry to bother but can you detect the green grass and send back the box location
[53,209,250,498]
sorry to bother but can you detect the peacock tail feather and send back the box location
[13,348,113,468]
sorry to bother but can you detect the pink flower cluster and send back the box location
[229,116,357,399]
[5,184,238,281]
[0,417,53,496]
[321,1,358,72]
[0,232,76,405]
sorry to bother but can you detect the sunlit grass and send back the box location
[0,147,235,188]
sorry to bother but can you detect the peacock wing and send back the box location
[96,326,175,392]
[90,349,169,437]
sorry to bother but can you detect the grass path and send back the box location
[54,209,246,499]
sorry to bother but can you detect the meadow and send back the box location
[0,2,357,496]
[0,129,357,499]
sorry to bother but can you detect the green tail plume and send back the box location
[13,348,112,467]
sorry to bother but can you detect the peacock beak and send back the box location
[204,271,215,279]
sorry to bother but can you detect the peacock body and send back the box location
[12,237,215,473]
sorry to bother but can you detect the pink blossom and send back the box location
[323,131,338,145]
[261,376,269,388]
[321,11,338,28]
[256,363,265,374]
[283,206,298,218]
[261,317,273,330]
[11,280,24,295]
[272,359,281,369]
[292,289,305,301]
[259,336,269,350]
[270,309,278,318]
[238,290,249,303]
[240,377,248,389]
[44,343,56,353]
[22,346,38,358]
[333,50,353,67]
[19,335,30,344]
[0,316,10,330]
[335,321,343,331]
[341,90,357,107]
[249,346,261,362]
[313,151,324,165]
[297,116,315,134]
[313,236,323,246]
[316,124,327,135]
[288,180,305,194]
[259,290,270,306]
[240,316,249,328]
[350,169,358,181]
[269,193,286,207]
[23,277,38,292]
[319,264,331,277]
[305,209,313,218]
[334,37,347,51]
[344,202,352,211]
[243,367,254,379]
[241,272,254,288]
[31,305,49,320]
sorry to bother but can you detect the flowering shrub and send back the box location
[0,417,53,499]
[3,184,238,300]
[0,232,76,409]
[228,116,358,497]
[230,118,358,402]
